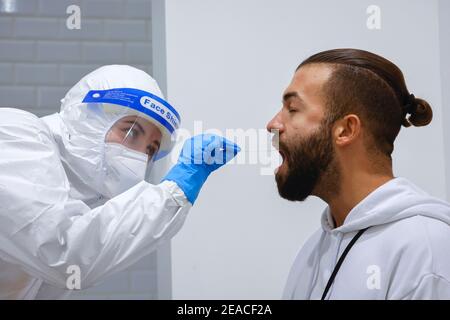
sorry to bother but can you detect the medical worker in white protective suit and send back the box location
[0,65,240,299]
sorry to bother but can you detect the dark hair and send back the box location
[297,48,433,157]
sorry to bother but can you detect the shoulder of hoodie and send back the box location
[375,206,450,248]
[292,207,450,273]
[371,207,450,278]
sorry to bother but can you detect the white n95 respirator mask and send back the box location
[75,85,181,200]
[102,143,150,198]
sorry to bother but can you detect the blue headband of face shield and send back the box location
[82,88,181,161]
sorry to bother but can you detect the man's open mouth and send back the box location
[279,149,287,162]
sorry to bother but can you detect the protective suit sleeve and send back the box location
[0,109,191,289]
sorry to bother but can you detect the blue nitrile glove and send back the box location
[162,134,240,204]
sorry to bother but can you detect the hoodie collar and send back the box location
[320,177,450,234]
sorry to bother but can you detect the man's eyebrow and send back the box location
[282,91,302,103]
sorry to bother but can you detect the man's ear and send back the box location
[333,114,361,147]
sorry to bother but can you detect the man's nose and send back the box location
[266,111,284,134]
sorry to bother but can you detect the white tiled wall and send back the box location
[0,0,153,116]
[0,0,159,299]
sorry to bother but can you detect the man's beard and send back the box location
[275,122,337,201]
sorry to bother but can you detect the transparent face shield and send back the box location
[105,114,163,178]
[80,87,180,196]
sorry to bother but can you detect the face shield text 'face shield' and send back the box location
[81,88,181,198]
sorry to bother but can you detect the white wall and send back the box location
[155,0,448,299]
[439,0,450,202]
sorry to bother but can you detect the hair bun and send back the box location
[404,94,417,115]
[402,95,433,127]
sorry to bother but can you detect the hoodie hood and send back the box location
[321,177,450,234]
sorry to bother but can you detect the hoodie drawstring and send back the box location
[321,227,370,300]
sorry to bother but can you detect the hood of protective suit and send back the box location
[41,65,180,206]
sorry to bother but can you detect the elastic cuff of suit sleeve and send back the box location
[161,163,210,205]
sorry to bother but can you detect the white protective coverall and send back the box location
[0,65,191,299]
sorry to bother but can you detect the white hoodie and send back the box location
[283,177,450,300]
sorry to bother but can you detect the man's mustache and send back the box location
[272,136,289,152]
